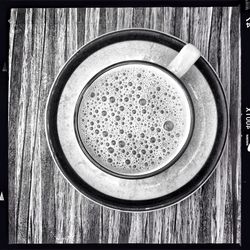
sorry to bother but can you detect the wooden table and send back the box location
[8,7,241,244]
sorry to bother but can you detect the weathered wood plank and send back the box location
[76,8,86,47]
[8,7,20,245]
[229,6,241,244]
[216,7,233,243]
[84,8,100,43]
[117,8,133,29]
[8,7,241,244]
[40,9,57,243]
[118,212,132,243]
[26,8,47,243]
[12,8,46,243]
[104,8,116,33]
[132,7,146,28]
[52,8,70,244]
[163,8,176,34]
[189,7,213,57]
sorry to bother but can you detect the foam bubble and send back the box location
[163,121,174,131]
[119,140,125,148]
[102,131,108,137]
[150,137,156,143]
[125,159,130,165]
[108,147,114,153]
[110,96,115,103]
[128,133,132,138]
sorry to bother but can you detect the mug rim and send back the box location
[45,28,228,211]
[74,59,195,180]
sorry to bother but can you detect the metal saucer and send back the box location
[45,29,228,211]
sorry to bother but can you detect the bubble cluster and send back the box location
[76,62,192,176]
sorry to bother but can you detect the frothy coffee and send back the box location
[75,61,193,177]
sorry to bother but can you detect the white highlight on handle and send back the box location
[167,44,201,78]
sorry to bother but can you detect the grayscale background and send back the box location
[8,7,241,244]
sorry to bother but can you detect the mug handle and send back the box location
[167,44,201,78]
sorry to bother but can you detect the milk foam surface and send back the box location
[76,62,193,177]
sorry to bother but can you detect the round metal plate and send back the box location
[45,29,228,211]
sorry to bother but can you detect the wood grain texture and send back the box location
[8,7,241,244]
